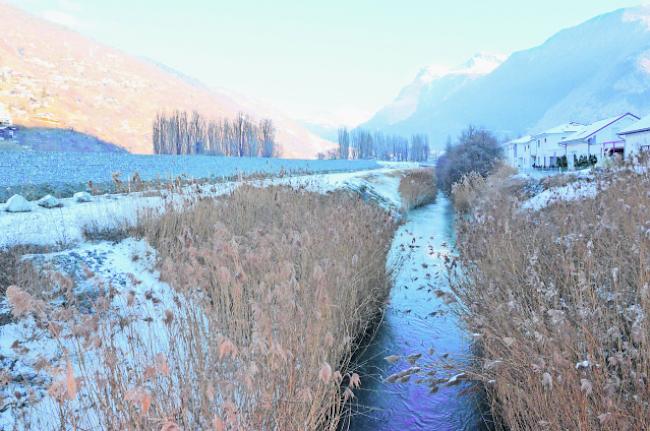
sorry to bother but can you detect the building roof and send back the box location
[562,113,640,144]
[536,122,585,137]
[619,113,650,135]
[503,135,532,146]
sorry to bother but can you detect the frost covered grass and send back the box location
[2,185,397,430]
[0,152,382,202]
[451,166,650,429]
[398,168,437,211]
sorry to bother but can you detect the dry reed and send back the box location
[451,166,650,430]
[6,185,396,430]
[398,168,437,211]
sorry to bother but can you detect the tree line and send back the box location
[334,128,430,161]
[153,111,277,157]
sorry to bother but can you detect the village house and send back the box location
[619,113,650,159]
[502,135,532,169]
[560,113,639,168]
[0,103,15,141]
[529,122,584,168]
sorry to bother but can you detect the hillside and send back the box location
[363,53,504,131]
[0,3,334,158]
[363,6,650,148]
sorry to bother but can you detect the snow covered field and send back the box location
[0,152,382,202]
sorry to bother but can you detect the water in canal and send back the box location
[349,194,488,431]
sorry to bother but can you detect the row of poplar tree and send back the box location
[336,128,430,161]
[153,111,277,157]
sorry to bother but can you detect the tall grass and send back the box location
[7,185,396,430]
[0,245,50,296]
[398,168,437,211]
[451,167,650,430]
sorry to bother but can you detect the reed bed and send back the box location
[398,168,437,211]
[5,185,396,430]
[451,166,650,430]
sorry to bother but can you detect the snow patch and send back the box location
[73,191,93,203]
[521,181,599,211]
[5,195,31,213]
[37,195,62,209]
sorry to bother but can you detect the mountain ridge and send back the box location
[362,6,650,148]
[0,3,334,158]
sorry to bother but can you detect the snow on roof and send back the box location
[503,135,532,146]
[619,113,650,135]
[536,122,585,137]
[562,113,640,144]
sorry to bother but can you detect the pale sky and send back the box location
[9,0,642,126]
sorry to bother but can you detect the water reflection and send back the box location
[350,194,488,431]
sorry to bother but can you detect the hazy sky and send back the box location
[10,0,642,125]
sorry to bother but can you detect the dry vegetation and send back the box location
[451,167,650,430]
[0,245,51,297]
[398,168,437,211]
[451,164,520,213]
[5,185,396,430]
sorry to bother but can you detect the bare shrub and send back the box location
[81,221,131,242]
[18,186,396,430]
[436,126,503,195]
[452,168,650,430]
[398,168,437,211]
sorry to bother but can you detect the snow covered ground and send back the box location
[0,239,180,428]
[0,167,406,249]
[0,167,410,428]
[521,179,599,211]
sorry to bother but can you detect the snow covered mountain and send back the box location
[363,6,650,149]
[0,4,335,158]
[364,53,505,130]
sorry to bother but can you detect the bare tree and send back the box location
[152,111,277,158]
[335,127,430,162]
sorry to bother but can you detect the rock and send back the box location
[5,194,31,213]
[74,192,93,203]
[37,195,62,209]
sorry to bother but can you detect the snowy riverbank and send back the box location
[0,167,408,249]
[0,167,414,428]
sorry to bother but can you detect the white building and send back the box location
[560,113,639,168]
[0,102,11,127]
[530,122,584,168]
[502,135,532,169]
[619,114,650,159]
[0,102,14,141]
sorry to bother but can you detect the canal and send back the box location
[350,194,488,430]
